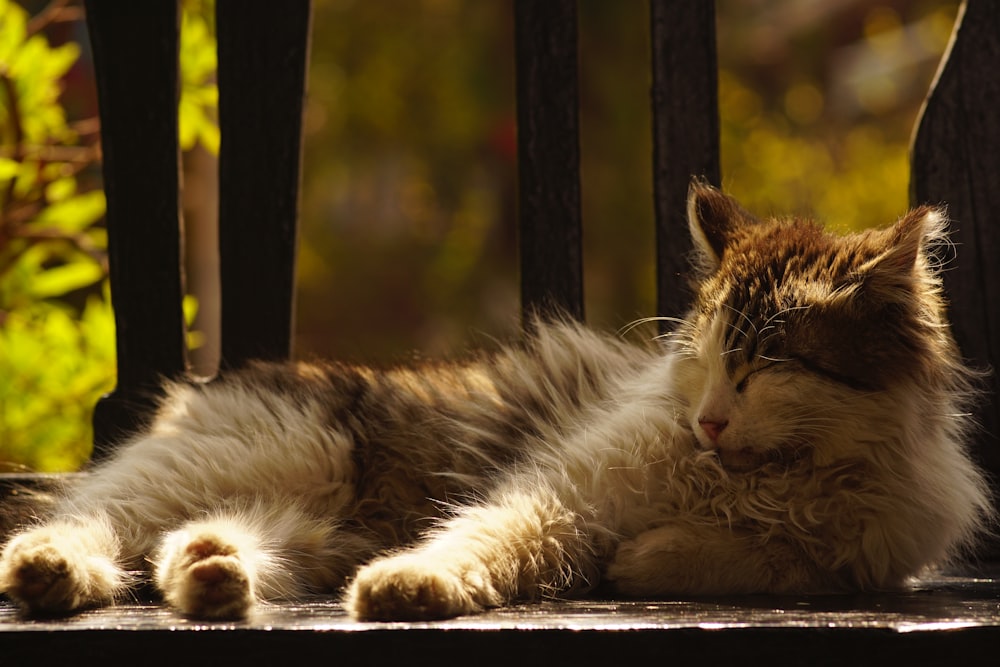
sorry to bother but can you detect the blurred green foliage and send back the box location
[0,0,109,471]
[179,0,219,154]
[0,0,215,471]
[296,0,960,360]
[717,0,960,229]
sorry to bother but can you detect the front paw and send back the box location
[346,555,497,621]
[0,524,123,614]
[154,529,255,619]
[605,527,696,596]
[607,526,775,596]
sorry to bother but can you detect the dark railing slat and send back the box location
[85,0,186,455]
[650,0,721,323]
[514,0,584,324]
[216,0,312,368]
[910,0,1000,488]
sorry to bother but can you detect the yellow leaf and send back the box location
[45,177,77,202]
[0,157,20,180]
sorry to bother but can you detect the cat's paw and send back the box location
[346,554,497,621]
[606,526,772,596]
[0,524,123,614]
[605,527,693,596]
[154,529,255,619]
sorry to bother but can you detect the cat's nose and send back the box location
[698,419,728,442]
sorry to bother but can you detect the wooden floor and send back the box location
[3,568,998,666]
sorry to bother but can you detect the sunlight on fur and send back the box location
[0,183,992,621]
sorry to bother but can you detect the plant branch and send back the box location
[0,67,25,230]
[12,227,107,264]
[0,225,108,288]
[0,143,100,165]
[26,0,82,37]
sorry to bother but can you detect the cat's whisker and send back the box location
[721,303,759,337]
[722,302,758,330]
[652,331,685,342]
[763,305,810,327]
[757,355,793,363]
[618,316,689,338]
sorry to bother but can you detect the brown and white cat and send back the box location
[0,184,992,621]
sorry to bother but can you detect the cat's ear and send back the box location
[687,181,759,271]
[856,205,947,298]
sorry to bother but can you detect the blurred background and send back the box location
[0,0,962,469]
[296,0,960,361]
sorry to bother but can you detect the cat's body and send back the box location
[0,185,992,620]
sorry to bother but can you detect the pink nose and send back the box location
[698,419,728,442]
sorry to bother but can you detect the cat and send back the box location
[0,183,992,621]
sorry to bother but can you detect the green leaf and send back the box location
[11,159,39,200]
[197,116,220,154]
[0,157,19,180]
[0,0,111,472]
[0,0,27,63]
[45,177,77,202]
[29,261,104,298]
[178,6,219,155]
[85,226,108,250]
[34,190,106,232]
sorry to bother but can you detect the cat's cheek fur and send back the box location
[715,374,816,452]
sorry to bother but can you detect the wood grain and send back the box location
[84,0,186,454]
[910,0,1000,486]
[217,0,312,368]
[650,0,721,323]
[514,0,584,324]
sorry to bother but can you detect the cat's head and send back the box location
[669,182,963,471]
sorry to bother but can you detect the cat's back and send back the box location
[208,320,657,543]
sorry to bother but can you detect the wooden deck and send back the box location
[3,568,998,666]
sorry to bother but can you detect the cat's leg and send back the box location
[0,517,126,614]
[153,502,372,619]
[347,485,594,620]
[605,523,823,595]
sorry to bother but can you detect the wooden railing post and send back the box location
[650,0,721,324]
[86,1,313,452]
[85,0,186,456]
[514,0,584,325]
[216,0,312,369]
[910,0,1000,492]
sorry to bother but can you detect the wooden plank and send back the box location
[649,0,721,323]
[216,0,312,368]
[3,570,1000,666]
[84,0,186,455]
[514,0,584,324]
[910,0,1000,496]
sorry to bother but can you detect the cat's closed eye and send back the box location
[734,361,781,393]
[791,355,875,392]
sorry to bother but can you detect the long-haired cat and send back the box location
[0,184,992,621]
